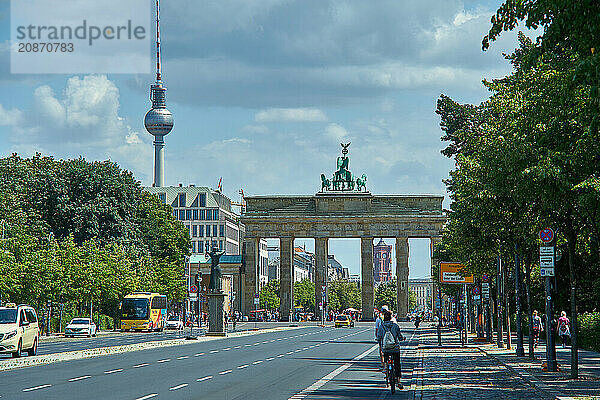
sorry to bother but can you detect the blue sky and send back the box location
[0,1,530,278]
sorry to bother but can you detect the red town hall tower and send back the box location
[373,239,393,285]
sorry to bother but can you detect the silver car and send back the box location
[65,318,97,337]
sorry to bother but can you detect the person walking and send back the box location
[557,311,570,348]
[532,310,543,348]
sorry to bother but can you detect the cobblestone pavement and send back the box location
[414,328,548,400]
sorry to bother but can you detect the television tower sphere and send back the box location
[144,84,173,137]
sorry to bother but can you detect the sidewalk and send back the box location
[413,328,548,399]
[476,336,600,399]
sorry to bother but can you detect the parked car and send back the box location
[65,318,97,337]
[334,314,354,328]
[166,315,183,330]
[0,303,40,357]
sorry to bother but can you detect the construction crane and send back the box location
[231,189,246,213]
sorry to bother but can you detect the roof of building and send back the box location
[145,185,234,212]
[189,254,242,264]
[327,254,343,270]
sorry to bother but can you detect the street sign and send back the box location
[481,274,489,283]
[474,295,480,301]
[539,228,554,243]
[540,246,555,277]
[473,287,480,295]
[189,293,198,299]
[440,262,474,284]
[253,297,260,305]
[189,285,198,293]
[481,282,490,299]
[541,267,555,277]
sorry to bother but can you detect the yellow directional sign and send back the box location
[440,262,474,284]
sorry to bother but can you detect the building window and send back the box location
[212,240,218,249]
[172,209,177,218]
[192,242,196,253]
[213,209,219,220]
[206,225,211,237]
[198,241,203,252]
[186,210,192,220]
[200,193,206,207]
[200,209,206,220]
[219,240,223,250]
[213,225,218,237]
[179,210,185,220]
[178,193,186,207]
[206,210,212,221]
[158,193,166,203]
[219,224,225,237]
[192,225,198,237]
[198,225,204,237]
[193,209,198,220]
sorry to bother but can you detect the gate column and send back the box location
[361,237,375,321]
[279,237,294,321]
[243,237,259,316]
[396,237,409,320]
[314,237,328,320]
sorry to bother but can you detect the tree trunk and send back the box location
[504,257,511,350]
[566,219,578,379]
[524,252,534,358]
[515,244,525,356]
[496,254,503,348]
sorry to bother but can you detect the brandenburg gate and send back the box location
[240,144,444,321]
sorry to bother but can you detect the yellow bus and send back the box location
[120,292,167,332]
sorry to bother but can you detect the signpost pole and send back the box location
[496,254,503,348]
[544,275,557,371]
[515,245,525,357]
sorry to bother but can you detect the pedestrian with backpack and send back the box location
[376,310,405,389]
[557,310,570,348]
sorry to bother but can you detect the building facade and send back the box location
[146,185,244,255]
[327,255,349,281]
[373,239,393,286]
[409,278,432,312]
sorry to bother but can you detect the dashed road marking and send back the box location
[68,375,91,382]
[210,350,219,353]
[252,360,263,364]
[104,369,123,374]
[234,345,242,349]
[219,370,232,375]
[266,357,275,361]
[195,353,204,356]
[286,351,294,354]
[223,347,231,350]
[238,364,249,369]
[157,359,171,363]
[23,384,52,392]
[133,363,149,368]
[169,383,188,391]
[197,376,213,382]
[177,356,189,360]
[135,394,158,400]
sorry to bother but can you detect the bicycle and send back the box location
[384,353,401,394]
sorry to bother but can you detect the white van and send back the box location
[0,303,40,357]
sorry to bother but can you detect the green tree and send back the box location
[260,280,280,311]
[294,279,315,313]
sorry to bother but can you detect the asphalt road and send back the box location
[0,322,419,400]
[0,322,290,359]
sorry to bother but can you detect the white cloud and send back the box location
[1,75,152,180]
[255,108,328,122]
[325,123,349,142]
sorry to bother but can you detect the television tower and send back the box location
[144,0,173,187]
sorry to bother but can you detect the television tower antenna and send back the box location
[144,0,173,187]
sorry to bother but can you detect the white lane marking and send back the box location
[287,343,379,400]
[133,363,149,368]
[252,360,263,364]
[234,345,242,349]
[23,384,52,392]
[244,344,252,347]
[177,356,189,360]
[219,370,232,375]
[277,354,285,358]
[169,383,188,391]
[104,369,123,374]
[303,347,309,350]
[210,350,219,353]
[238,364,249,369]
[197,376,213,382]
[277,338,282,341]
[223,347,231,350]
[286,351,294,355]
[262,341,269,343]
[68,375,91,382]
[195,353,205,357]
[266,357,275,361]
[135,394,158,400]
[157,359,171,363]
[253,343,260,346]
[294,349,302,353]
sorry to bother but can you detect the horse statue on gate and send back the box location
[321,174,331,191]
[356,174,367,191]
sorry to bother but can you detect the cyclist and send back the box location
[376,309,405,389]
